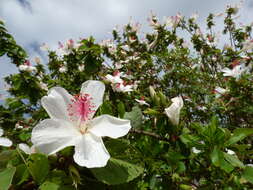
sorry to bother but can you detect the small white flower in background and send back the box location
[112,83,134,93]
[105,71,123,84]
[221,63,249,80]
[0,128,12,147]
[226,149,235,155]
[165,96,184,125]
[214,87,228,98]
[39,82,48,91]
[18,143,36,155]
[135,97,150,106]
[15,122,24,129]
[78,65,85,72]
[192,147,201,154]
[19,60,37,72]
[246,164,253,167]
[31,80,131,168]
[59,65,67,73]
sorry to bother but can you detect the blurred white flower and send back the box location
[18,143,36,155]
[59,65,67,73]
[135,98,150,106]
[78,65,85,72]
[214,87,228,98]
[221,63,249,80]
[226,149,235,155]
[39,82,48,91]
[0,128,12,147]
[165,96,184,125]
[112,83,134,93]
[31,80,131,168]
[192,147,201,154]
[105,71,123,84]
[19,60,37,72]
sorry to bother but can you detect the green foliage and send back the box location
[28,154,49,184]
[91,158,144,185]
[0,167,16,190]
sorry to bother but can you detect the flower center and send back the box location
[67,94,95,125]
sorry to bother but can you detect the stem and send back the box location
[130,129,170,142]
[17,148,34,177]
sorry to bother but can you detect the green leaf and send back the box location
[39,181,59,190]
[117,101,125,118]
[13,164,29,185]
[226,128,253,146]
[210,147,223,167]
[91,158,143,185]
[223,153,244,168]
[242,166,253,184]
[0,167,16,190]
[0,150,16,169]
[28,153,49,184]
[124,106,142,128]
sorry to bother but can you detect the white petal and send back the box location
[0,137,12,147]
[18,143,32,154]
[81,80,105,113]
[41,87,73,121]
[73,133,110,168]
[165,96,184,125]
[0,128,3,136]
[88,115,131,138]
[31,119,80,155]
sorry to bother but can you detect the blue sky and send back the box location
[0,0,252,89]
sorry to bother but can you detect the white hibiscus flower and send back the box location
[31,80,131,168]
[0,128,12,147]
[165,96,184,125]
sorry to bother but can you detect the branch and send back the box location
[130,129,170,142]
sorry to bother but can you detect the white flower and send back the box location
[221,63,249,80]
[226,149,235,155]
[0,128,12,147]
[105,72,123,84]
[18,143,36,154]
[135,99,150,106]
[192,147,201,154]
[39,82,48,91]
[214,87,228,98]
[31,80,131,168]
[59,66,67,73]
[78,65,85,72]
[165,96,184,125]
[19,61,37,72]
[112,83,133,93]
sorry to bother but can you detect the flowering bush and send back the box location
[1,4,253,189]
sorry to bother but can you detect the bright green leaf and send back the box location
[242,166,253,184]
[91,158,143,185]
[0,167,16,190]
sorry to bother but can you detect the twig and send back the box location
[130,129,170,142]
